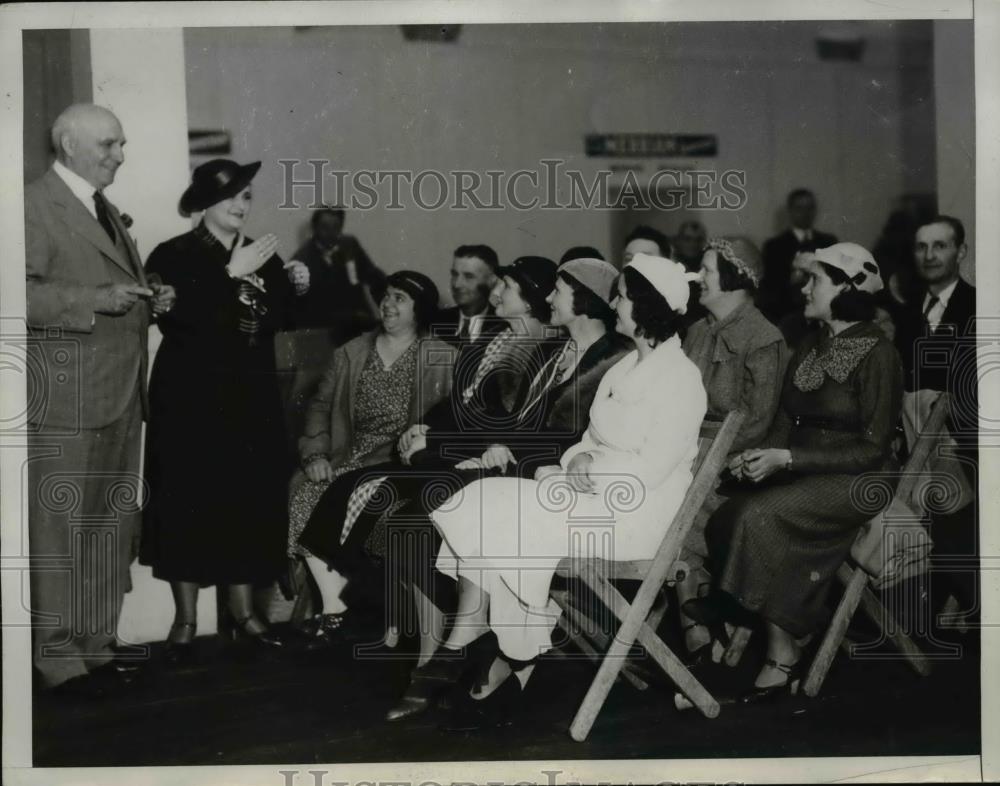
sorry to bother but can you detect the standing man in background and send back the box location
[290,206,386,344]
[25,103,175,697]
[760,188,838,323]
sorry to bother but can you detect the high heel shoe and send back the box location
[164,621,197,665]
[222,614,284,648]
[440,653,536,732]
[385,647,468,721]
[738,657,803,705]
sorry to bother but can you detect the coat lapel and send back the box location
[104,198,147,286]
[44,170,136,280]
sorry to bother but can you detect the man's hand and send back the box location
[285,260,310,295]
[566,452,596,493]
[95,283,153,315]
[305,457,334,483]
[398,423,429,455]
[227,233,279,278]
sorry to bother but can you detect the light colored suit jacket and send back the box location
[25,167,150,429]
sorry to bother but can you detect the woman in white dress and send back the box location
[418,253,707,725]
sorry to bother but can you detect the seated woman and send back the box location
[295,257,560,641]
[381,258,629,719]
[688,243,903,702]
[287,271,456,638]
[677,238,789,660]
[419,254,706,726]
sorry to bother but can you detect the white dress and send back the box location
[431,335,707,660]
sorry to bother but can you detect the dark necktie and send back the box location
[458,316,470,341]
[923,295,940,321]
[93,191,117,242]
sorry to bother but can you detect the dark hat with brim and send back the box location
[179,159,262,216]
[497,256,558,302]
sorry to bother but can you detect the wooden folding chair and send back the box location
[801,393,951,697]
[551,410,745,742]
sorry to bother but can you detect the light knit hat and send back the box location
[624,253,700,314]
[812,243,884,294]
[558,257,619,305]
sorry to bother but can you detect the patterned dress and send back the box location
[706,321,904,636]
[287,340,418,557]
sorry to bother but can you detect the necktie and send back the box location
[923,295,939,320]
[93,191,117,242]
[458,316,471,341]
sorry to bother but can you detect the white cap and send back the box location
[624,253,700,314]
[812,243,883,294]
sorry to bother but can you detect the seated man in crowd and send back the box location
[894,215,978,618]
[435,244,501,344]
[290,205,386,343]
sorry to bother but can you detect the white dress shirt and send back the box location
[922,278,959,331]
[53,160,99,220]
[792,227,813,244]
[458,307,490,341]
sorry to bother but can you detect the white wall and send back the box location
[89,29,216,644]
[184,21,945,292]
[934,19,976,283]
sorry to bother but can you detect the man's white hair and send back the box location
[50,103,118,157]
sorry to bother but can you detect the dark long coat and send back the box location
[140,223,295,586]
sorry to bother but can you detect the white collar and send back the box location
[926,278,960,309]
[792,227,812,243]
[53,160,99,210]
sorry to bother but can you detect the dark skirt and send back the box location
[140,349,290,587]
[706,472,872,637]
[297,455,495,609]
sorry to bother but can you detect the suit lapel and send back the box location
[45,170,136,280]
[104,199,147,285]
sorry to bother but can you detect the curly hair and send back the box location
[558,271,616,332]
[621,266,683,344]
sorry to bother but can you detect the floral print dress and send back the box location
[287,340,418,557]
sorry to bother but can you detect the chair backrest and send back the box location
[851,393,952,576]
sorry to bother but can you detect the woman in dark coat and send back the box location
[689,243,904,702]
[141,159,309,657]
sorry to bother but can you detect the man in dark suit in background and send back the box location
[435,244,500,345]
[760,188,838,323]
[25,104,175,696]
[289,206,385,344]
[894,215,978,621]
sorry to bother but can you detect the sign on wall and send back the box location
[585,133,718,157]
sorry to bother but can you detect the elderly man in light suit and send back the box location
[25,104,175,697]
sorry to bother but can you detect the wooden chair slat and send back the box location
[556,410,744,741]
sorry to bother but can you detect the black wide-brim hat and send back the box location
[179,158,262,216]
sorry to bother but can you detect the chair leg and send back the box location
[568,571,719,741]
[858,584,933,677]
[723,625,753,667]
[803,565,865,698]
[556,601,650,691]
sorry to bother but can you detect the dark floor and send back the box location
[33,611,981,766]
